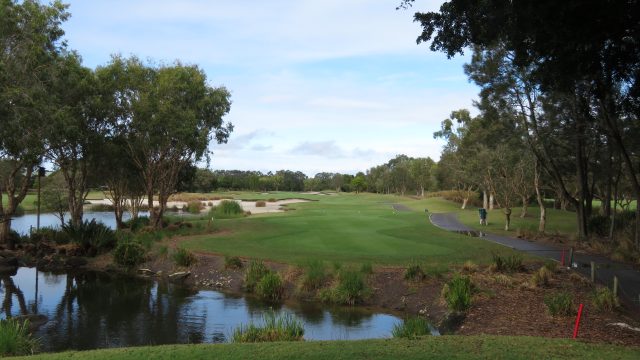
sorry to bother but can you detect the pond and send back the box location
[0,267,403,352]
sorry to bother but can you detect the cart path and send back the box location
[429,212,640,313]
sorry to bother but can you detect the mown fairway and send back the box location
[181,192,521,266]
[15,336,640,360]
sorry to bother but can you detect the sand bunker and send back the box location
[86,198,310,214]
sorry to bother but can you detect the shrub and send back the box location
[187,201,203,214]
[544,292,574,316]
[591,287,619,312]
[334,270,368,305]
[29,227,67,244]
[245,260,271,292]
[113,241,146,267]
[404,261,426,281]
[267,198,277,202]
[256,272,284,301]
[62,219,116,253]
[255,201,266,207]
[530,267,552,287]
[0,319,39,356]
[491,253,523,273]
[442,275,473,312]
[209,200,244,219]
[172,247,196,267]
[231,312,304,343]
[225,255,243,269]
[123,216,150,232]
[302,260,327,290]
[391,317,432,339]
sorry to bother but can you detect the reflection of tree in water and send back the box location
[43,272,205,351]
[1,276,28,317]
[243,295,283,317]
[328,307,373,327]
[287,302,325,325]
[42,272,65,286]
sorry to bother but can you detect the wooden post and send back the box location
[590,261,595,283]
[613,276,618,298]
[568,248,574,268]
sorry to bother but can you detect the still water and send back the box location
[0,268,401,352]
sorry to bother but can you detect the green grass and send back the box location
[232,312,304,343]
[0,319,39,356]
[15,336,640,360]
[391,317,432,339]
[181,193,521,266]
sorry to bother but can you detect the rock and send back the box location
[168,271,191,281]
[138,268,156,276]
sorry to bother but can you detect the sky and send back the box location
[62,0,479,176]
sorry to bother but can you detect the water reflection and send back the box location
[0,268,401,352]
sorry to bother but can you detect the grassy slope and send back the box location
[181,192,521,266]
[17,337,640,360]
[2,194,37,212]
[400,197,578,237]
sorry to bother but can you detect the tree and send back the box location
[98,56,233,229]
[410,158,435,197]
[351,173,367,194]
[0,0,69,247]
[40,171,68,227]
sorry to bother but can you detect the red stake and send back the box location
[561,248,566,266]
[573,303,584,339]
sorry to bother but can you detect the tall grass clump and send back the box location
[209,200,244,219]
[0,319,39,356]
[231,312,304,343]
[301,260,327,290]
[491,253,523,273]
[391,317,432,339]
[256,272,284,301]
[442,275,473,312]
[245,260,271,292]
[172,247,196,267]
[591,287,619,312]
[360,262,373,275]
[544,292,574,316]
[187,201,204,214]
[404,261,426,281]
[333,270,370,305]
[530,266,553,287]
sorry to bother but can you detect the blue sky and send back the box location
[62,0,478,176]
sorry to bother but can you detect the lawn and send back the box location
[1,194,37,212]
[180,192,520,266]
[15,336,640,360]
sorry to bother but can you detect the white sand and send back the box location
[85,198,310,214]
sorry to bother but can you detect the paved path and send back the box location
[430,212,640,312]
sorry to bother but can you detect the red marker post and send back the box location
[573,303,584,339]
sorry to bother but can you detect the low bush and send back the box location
[29,227,67,244]
[255,201,266,207]
[245,260,271,292]
[172,247,196,267]
[225,255,243,269]
[391,317,432,339]
[404,261,426,281]
[231,312,304,343]
[491,253,523,273]
[0,319,39,356]
[113,241,146,267]
[256,272,284,302]
[301,260,327,291]
[123,216,150,232]
[544,292,574,316]
[267,198,277,202]
[62,219,116,254]
[591,287,619,312]
[209,200,244,219]
[187,201,203,214]
[87,203,114,212]
[442,275,473,312]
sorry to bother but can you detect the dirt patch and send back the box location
[458,267,640,346]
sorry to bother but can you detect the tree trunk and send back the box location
[421,186,425,198]
[483,191,488,209]
[534,163,546,232]
[504,208,511,231]
[520,196,528,218]
[461,198,468,210]
[0,220,13,250]
[489,194,495,210]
